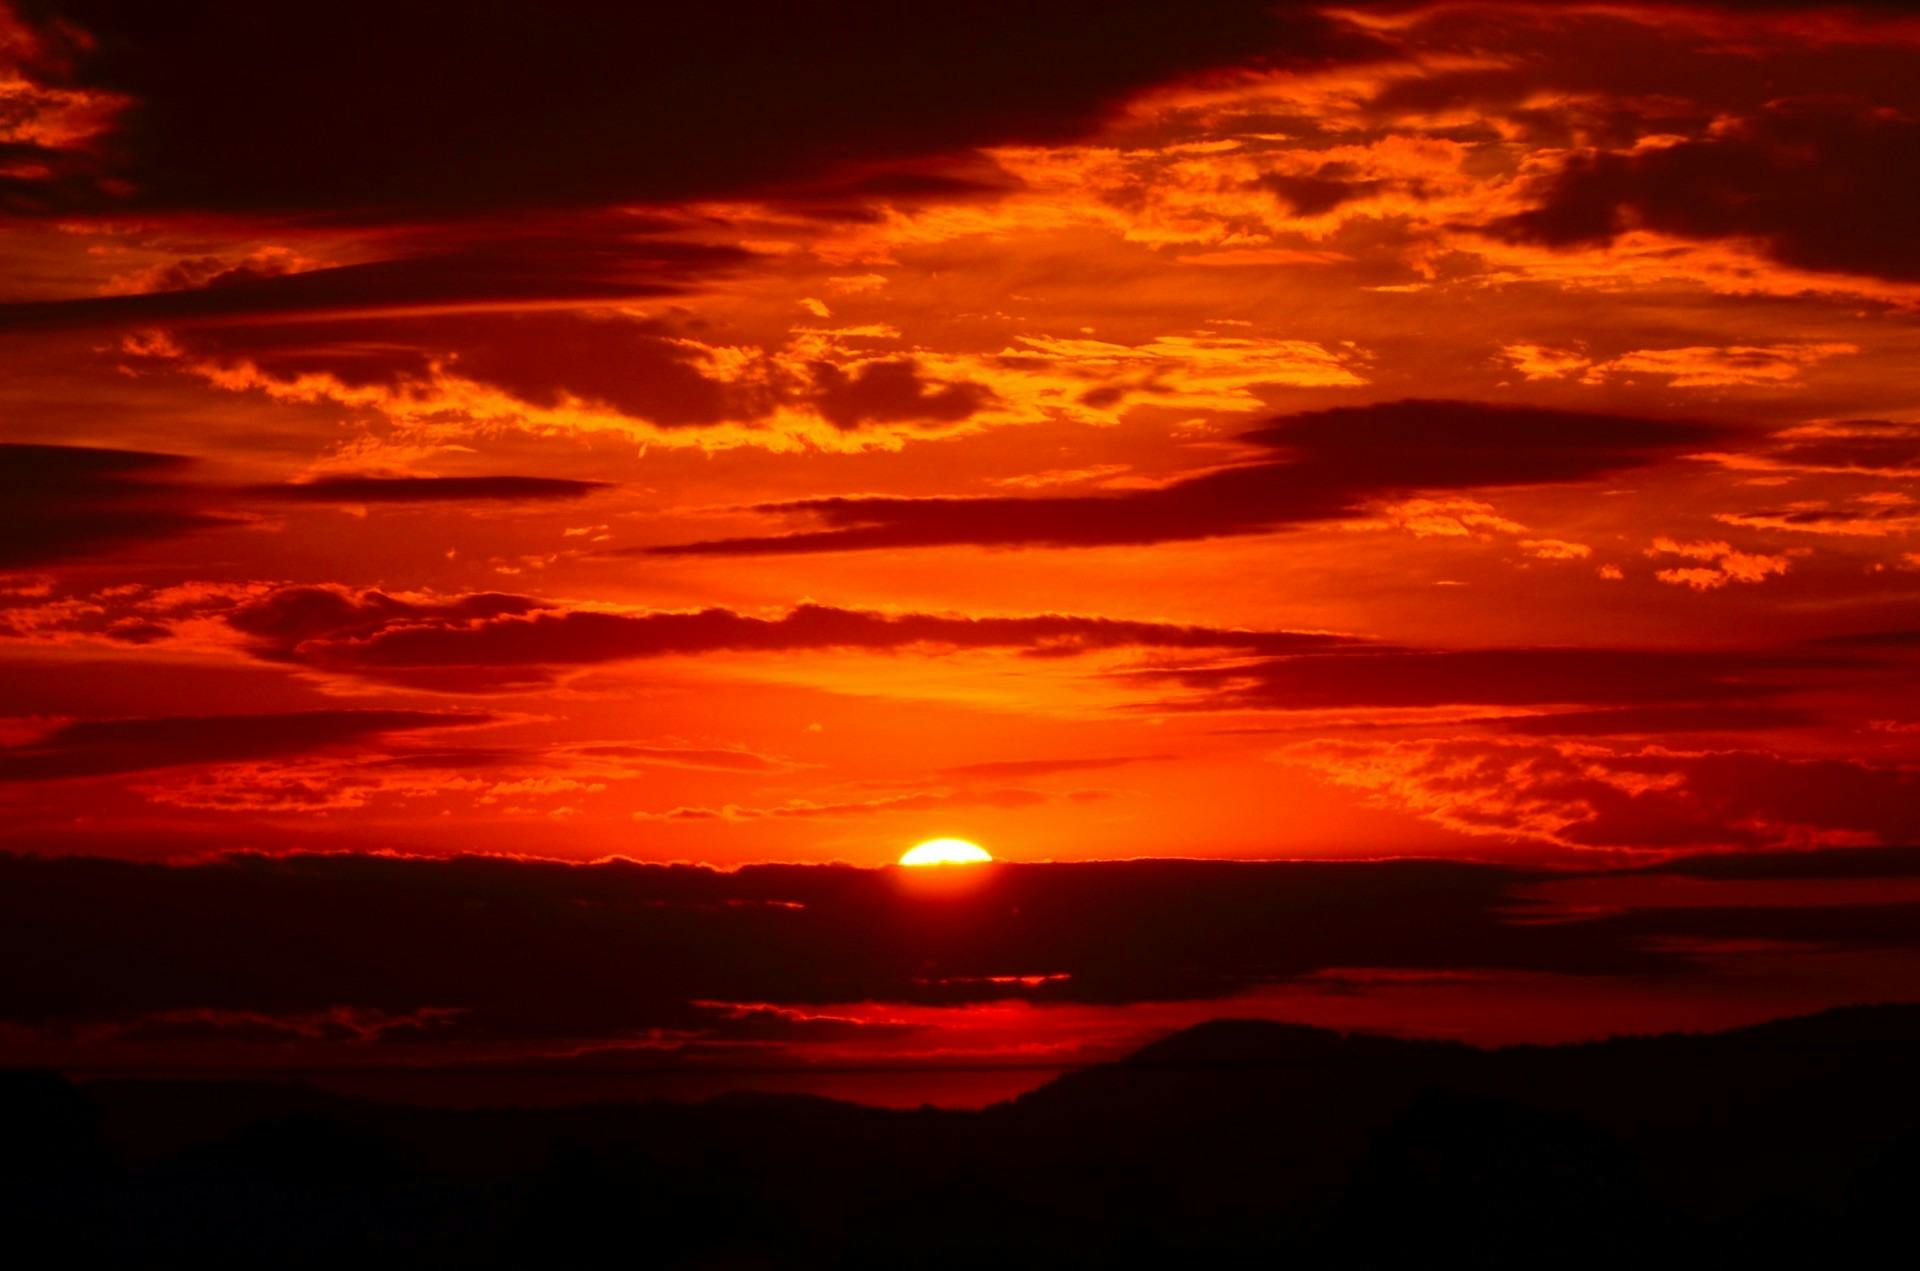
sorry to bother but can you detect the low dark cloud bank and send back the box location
[6,849,1920,1060]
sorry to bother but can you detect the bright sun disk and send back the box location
[899,838,993,866]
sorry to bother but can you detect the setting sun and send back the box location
[899,839,993,867]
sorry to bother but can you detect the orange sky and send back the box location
[4,0,1920,1073]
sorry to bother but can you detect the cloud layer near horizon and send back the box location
[7,849,1920,1069]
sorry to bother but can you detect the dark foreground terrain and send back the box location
[8,1005,1920,1268]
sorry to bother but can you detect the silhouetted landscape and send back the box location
[9,1004,1920,1268]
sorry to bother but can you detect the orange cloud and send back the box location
[1504,341,1859,388]
[1646,538,1791,590]
[1284,737,1920,851]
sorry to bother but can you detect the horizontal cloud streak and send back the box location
[215,588,1355,689]
[0,443,228,567]
[251,475,612,503]
[0,710,487,782]
[6,849,1920,1065]
[1286,737,1920,851]
[649,400,1731,554]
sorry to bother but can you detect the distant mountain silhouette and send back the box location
[7,1005,1920,1267]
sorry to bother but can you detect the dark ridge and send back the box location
[6,1003,1920,1266]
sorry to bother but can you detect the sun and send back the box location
[899,838,993,867]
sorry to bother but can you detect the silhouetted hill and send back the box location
[7,1005,1920,1267]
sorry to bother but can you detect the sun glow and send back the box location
[899,838,993,867]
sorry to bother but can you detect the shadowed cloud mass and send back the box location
[651,400,1733,554]
[4,1,1391,219]
[0,710,488,782]
[5,848,1920,1067]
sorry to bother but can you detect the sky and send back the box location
[3,0,1920,1084]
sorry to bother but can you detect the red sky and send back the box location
[3,1,1919,1083]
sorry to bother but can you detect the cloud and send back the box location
[1518,539,1593,561]
[14,580,1856,727]
[1701,419,1920,480]
[64,735,801,817]
[0,852,1635,1047]
[214,588,1357,689]
[0,238,750,332]
[1717,494,1920,538]
[1257,162,1385,216]
[0,709,487,782]
[0,443,627,572]
[1348,498,1526,539]
[568,743,796,774]
[634,787,1051,823]
[1284,737,1920,851]
[1495,97,1920,283]
[6,1,1388,220]
[1502,342,1858,388]
[0,443,229,567]
[1637,845,1920,882]
[1136,645,1823,713]
[249,475,612,503]
[1486,705,1820,737]
[1646,538,1791,590]
[10,848,1920,1067]
[118,312,1009,451]
[122,316,1360,454]
[810,358,997,430]
[649,399,1729,555]
[938,754,1162,780]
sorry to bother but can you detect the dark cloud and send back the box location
[7,1,1391,221]
[1149,646,1831,713]
[1597,750,1920,850]
[1487,704,1821,737]
[0,443,228,567]
[0,853,1626,1045]
[0,710,486,782]
[218,587,1358,689]
[1593,899,1920,952]
[26,580,1867,723]
[1366,66,1541,118]
[648,400,1731,555]
[1255,163,1384,216]
[134,311,999,436]
[0,238,749,333]
[1721,505,1915,533]
[250,475,612,504]
[0,446,615,573]
[1495,97,1920,282]
[8,849,1920,1064]
[810,358,998,430]
[1361,5,1920,139]
[1635,845,1920,881]
[1739,419,1918,476]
